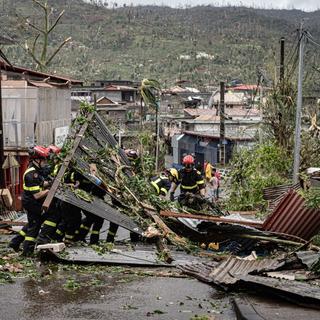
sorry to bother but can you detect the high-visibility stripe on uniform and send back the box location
[151,180,160,194]
[65,234,74,239]
[56,229,63,235]
[25,236,36,242]
[160,187,168,195]
[23,167,41,191]
[53,164,60,177]
[43,220,57,227]
[19,230,26,237]
[197,180,205,185]
[91,230,99,235]
[80,224,90,231]
[181,184,198,190]
[107,231,115,236]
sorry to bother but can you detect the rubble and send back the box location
[1,105,320,314]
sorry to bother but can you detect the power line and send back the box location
[305,33,320,49]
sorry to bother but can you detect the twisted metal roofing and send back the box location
[262,190,320,241]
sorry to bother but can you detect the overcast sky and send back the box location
[104,0,319,11]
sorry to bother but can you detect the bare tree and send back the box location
[24,0,71,70]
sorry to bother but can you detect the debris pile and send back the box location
[180,251,320,309]
[1,105,320,312]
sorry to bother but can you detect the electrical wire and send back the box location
[305,33,320,49]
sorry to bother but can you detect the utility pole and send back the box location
[280,37,285,82]
[155,100,160,172]
[0,67,5,188]
[293,25,305,184]
[219,81,225,166]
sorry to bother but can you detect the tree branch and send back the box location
[25,41,44,69]
[48,10,65,34]
[32,0,47,11]
[26,20,45,34]
[45,37,71,66]
[32,34,40,55]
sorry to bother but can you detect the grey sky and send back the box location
[102,0,319,11]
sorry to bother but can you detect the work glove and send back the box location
[170,192,175,201]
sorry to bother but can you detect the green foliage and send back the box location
[74,188,94,202]
[300,188,320,209]
[91,242,114,255]
[0,272,14,284]
[63,277,81,291]
[190,316,211,320]
[225,142,291,211]
[2,1,320,88]
[79,101,96,115]
[140,79,161,109]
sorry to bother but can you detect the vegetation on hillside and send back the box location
[0,0,320,89]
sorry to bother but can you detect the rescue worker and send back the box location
[168,168,179,184]
[9,146,51,255]
[151,172,171,197]
[37,145,62,245]
[60,169,82,243]
[76,164,105,244]
[169,155,205,205]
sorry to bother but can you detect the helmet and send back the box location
[182,155,195,166]
[47,145,61,155]
[28,145,50,160]
[125,149,138,160]
[169,168,179,180]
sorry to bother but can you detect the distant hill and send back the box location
[1,0,320,89]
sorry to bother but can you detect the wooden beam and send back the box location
[160,210,263,229]
[0,220,27,226]
[42,112,94,210]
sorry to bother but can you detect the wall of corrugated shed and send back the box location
[2,84,71,148]
[37,88,71,145]
[2,85,38,148]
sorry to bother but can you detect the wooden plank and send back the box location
[160,210,263,229]
[0,220,27,226]
[42,112,94,210]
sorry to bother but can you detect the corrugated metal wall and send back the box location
[2,83,71,148]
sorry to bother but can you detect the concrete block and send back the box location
[37,242,66,252]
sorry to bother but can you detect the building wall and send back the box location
[192,122,259,140]
[2,82,71,149]
[104,91,122,102]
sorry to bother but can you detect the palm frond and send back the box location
[140,78,161,109]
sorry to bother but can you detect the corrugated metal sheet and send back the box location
[55,187,141,235]
[41,245,204,267]
[262,190,320,240]
[263,183,301,212]
[179,256,284,286]
[209,256,284,285]
[295,251,320,269]
[262,183,300,200]
[238,274,320,309]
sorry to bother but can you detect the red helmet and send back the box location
[182,155,195,166]
[47,145,61,155]
[28,145,50,159]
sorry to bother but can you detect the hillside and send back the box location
[1,0,320,89]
